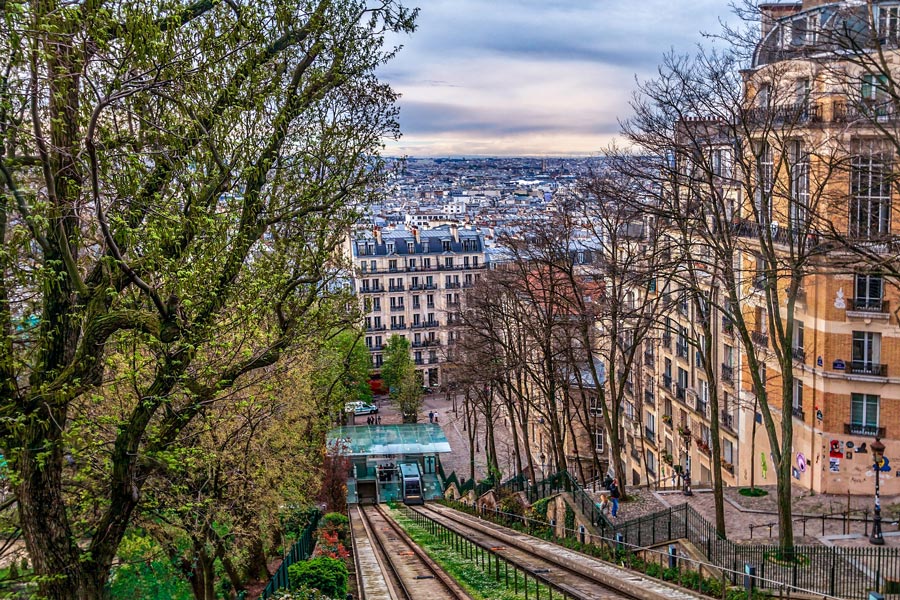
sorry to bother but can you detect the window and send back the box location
[646,412,656,435]
[423,258,431,268]
[444,257,454,268]
[365,336,372,349]
[723,438,734,465]
[412,295,420,309]
[724,345,734,367]
[442,240,451,251]
[386,242,394,254]
[408,241,415,253]
[880,5,900,42]
[370,260,376,272]
[755,142,773,220]
[850,140,892,238]
[589,395,602,416]
[710,148,730,178]
[795,77,810,101]
[852,331,881,370]
[757,83,769,108]
[792,379,804,418]
[372,298,381,311]
[388,259,398,271]
[851,393,879,430]
[861,74,889,103]
[646,451,657,476]
[594,427,605,452]
[793,321,804,361]
[663,358,672,387]
[789,141,809,232]
[365,316,372,329]
[677,367,688,399]
[408,258,416,269]
[855,273,884,310]
[473,256,479,267]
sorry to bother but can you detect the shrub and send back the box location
[679,569,702,589]
[321,513,349,529]
[738,488,768,498]
[320,512,350,543]
[702,575,724,597]
[288,557,348,599]
[662,567,679,581]
[645,562,663,578]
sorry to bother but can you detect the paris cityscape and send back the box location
[4,1,900,599]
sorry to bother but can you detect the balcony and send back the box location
[721,364,734,384]
[675,342,689,359]
[360,287,383,294]
[722,461,735,475]
[744,101,822,125]
[423,320,440,328]
[662,333,672,348]
[695,400,709,419]
[390,305,405,312]
[409,284,423,291]
[644,427,656,445]
[792,346,806,362]
[366,325,386,332]
[848,298,890,315]
[426,303,435,309]
[414,358,424,365]
[845,423,885,437]
[751,330,769,348]
[791,406,805,421]
[644,352,655,367]
[390,324,406,331]
[661,374,673,390]
[847,361,888,377]
[423,283,437,290]
[624,381,634,395]
[388,285,404,292]
[675,385,686,403]
[445,282,461,289]
[645,390,655,405]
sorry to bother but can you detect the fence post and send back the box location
[744,563,757,600]
[830,546,836,597]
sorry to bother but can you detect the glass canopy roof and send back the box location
[326,424,452,456]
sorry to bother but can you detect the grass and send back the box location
[387,507,550,600]
[739,487,769,497]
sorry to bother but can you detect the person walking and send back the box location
[609,478,620,518]
[428,411,434,423]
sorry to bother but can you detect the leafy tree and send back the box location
[312,329,373,413]
[287,556,348,600]
[395,368,424,423]
[0,1,416,597]
[381,335,413,397]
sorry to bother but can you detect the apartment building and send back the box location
[348,224,487,388]
[734,0,900,495]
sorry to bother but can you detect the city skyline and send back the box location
[380,0,733,157]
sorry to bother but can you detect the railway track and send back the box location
[354,504,472,600]
[410,503,662,600]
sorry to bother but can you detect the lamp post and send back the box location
[870,437,886,545]
[680,427,693,496]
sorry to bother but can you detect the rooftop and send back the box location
[326,423,452,456]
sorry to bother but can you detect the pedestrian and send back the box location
[598,492,610,515]
[603,473,613,490]
[376,415,381,424]
[366,416,371,425]
[434,414,439,424]
[428,411,434,423]
[609,478,620,518]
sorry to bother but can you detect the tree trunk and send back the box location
[189,545,217,600]
[245,535,271,581]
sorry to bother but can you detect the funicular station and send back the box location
[326,424,450,504]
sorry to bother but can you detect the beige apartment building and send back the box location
[619,0,900,496]
[347,223,487,389]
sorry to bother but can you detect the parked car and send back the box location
[345,401,378,415]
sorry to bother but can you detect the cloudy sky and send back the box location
[380,0,733,157]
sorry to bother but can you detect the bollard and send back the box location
[744,564,757,600]
[668,544,678,570]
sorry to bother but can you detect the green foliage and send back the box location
[564,504,575,532]
[287,557,348,600]
[381,335,413,397]
[106,533,192,600]
[530,497,551,521]
[739,488,769,497]
[645,562,663,578]
[312,330,373,414]
[395,366,424,422]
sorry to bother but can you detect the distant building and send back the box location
[347,224,487,388]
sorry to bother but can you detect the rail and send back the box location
[260,510,320,599]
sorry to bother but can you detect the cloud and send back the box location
[380,1,734,156]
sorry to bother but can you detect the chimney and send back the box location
[411,225,420,244]
[373,226,382,245]
[450,223,459,243]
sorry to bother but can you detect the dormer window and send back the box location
[386,242,394,254]
[442,240,451,252]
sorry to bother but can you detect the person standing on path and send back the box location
[609,479,620,518]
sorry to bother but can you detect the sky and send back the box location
[379,0,734,157]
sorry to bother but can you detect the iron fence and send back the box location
[260,510,320,599]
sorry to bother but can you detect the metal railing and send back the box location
[260,510,320,599]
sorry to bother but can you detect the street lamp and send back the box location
[680,427,693,496]
[870,437,886,545]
